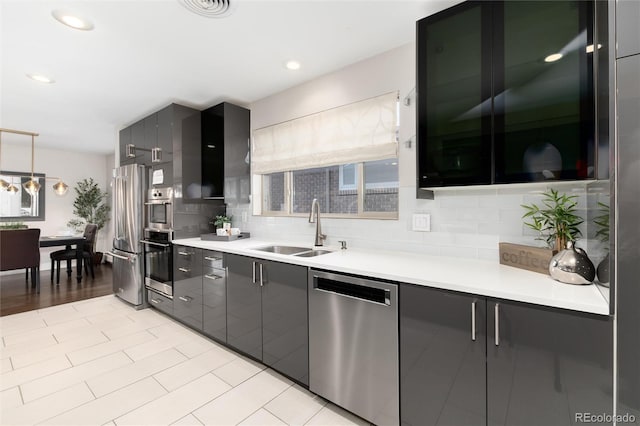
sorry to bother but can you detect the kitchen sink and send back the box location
[253,245,333,257]
[294,250,333,257]
[253,245,311,255]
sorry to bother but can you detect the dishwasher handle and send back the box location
[313,276,391,306]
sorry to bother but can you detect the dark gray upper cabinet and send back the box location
[119,127,134,166]
[400,284,486,426]
[130,119,145,164]
[143,114,157,165]
[226,253,262,360]
[417,0,597,188]
[261,259,308,386]
[616,0,640,58]
[173,245,203,330]
[202,249,227,343]
[156,105,174,163]
[225,253,309,385]
[201,102,250,203]
[487,300,612,426]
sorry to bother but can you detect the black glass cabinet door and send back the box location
[494,1,594,183]
[417,1,492,187]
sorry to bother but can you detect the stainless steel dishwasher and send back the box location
[308,269,399,426]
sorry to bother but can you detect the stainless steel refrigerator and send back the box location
[111,164,146,307]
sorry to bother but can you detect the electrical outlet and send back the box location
[412,213,431,232]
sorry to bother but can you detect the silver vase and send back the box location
[549,241,595,285]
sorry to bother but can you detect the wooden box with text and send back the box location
[499,243,554,275]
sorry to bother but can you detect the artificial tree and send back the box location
[67,178,110,263]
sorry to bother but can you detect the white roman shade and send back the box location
[252,92,398,174]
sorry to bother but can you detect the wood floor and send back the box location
[0,263,113,317]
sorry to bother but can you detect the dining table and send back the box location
[39,235,86,284]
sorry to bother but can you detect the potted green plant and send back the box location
[211,215,232,231]
[67,178,110,264]
[0,221,27,230]
[521,188,584,253]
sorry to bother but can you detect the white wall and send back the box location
[2,143,109,271]
[238,42,606,263]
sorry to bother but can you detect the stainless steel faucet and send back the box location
[309,198,326,246]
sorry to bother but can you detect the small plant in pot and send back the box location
[521,188,584,253]
[210,215,232,233]
[67,178,110,265]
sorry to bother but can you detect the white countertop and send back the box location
[173,237,611,316]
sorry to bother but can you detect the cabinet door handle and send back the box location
[178,251,191,256]
[150,298,160,305]
[259,263,264,287]
[204,274,223,281]
[495,303,500,346]
[471,300,477,341]
[252,261,256,284]
[179,296,192,303]
[178,267,190,273]
[204,256,222,262]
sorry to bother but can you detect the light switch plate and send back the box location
[412,213,431,232]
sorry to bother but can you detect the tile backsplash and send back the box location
[227,181,609,264]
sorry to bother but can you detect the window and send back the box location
[261,160,398,218]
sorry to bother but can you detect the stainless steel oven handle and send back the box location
[140,240,170,248]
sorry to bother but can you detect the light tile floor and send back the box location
[0,295,370,426]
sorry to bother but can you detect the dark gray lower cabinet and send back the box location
[401,285,613,426]
[487,300,613,426]
[173,247,203,330]
[261,259,308,385]
[225,253,309,385]
[400,284,486,426]
[203,265,227,342]
[226,254,262,360]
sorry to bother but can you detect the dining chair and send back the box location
[50,224,97,284]
[0,228,41,293]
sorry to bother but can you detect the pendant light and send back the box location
[0,128,69,196]
[22,134,41,196]
[52,179,69,195]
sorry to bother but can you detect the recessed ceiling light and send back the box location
[26,73,55,84]
[285,60,301,71]
[52,10,94,31]
[544,53,563,63]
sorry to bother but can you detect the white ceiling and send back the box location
[1,0,459,154]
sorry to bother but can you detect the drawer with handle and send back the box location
[203,250,224,269]
[148,290,173,316]
[174,246,202,271]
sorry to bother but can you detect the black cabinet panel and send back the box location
[203,265,226,343]
[487,300,612,426]
[417,1,491,187]
[226,253,262,360]
[417,0,595,188]
[400,284,486,426]
[201,102,250,202]
[494,1,594,183]
[261,259,308,385]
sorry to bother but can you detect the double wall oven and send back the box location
[142,187,174,298]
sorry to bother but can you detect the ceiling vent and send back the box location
[178,0,235,18]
